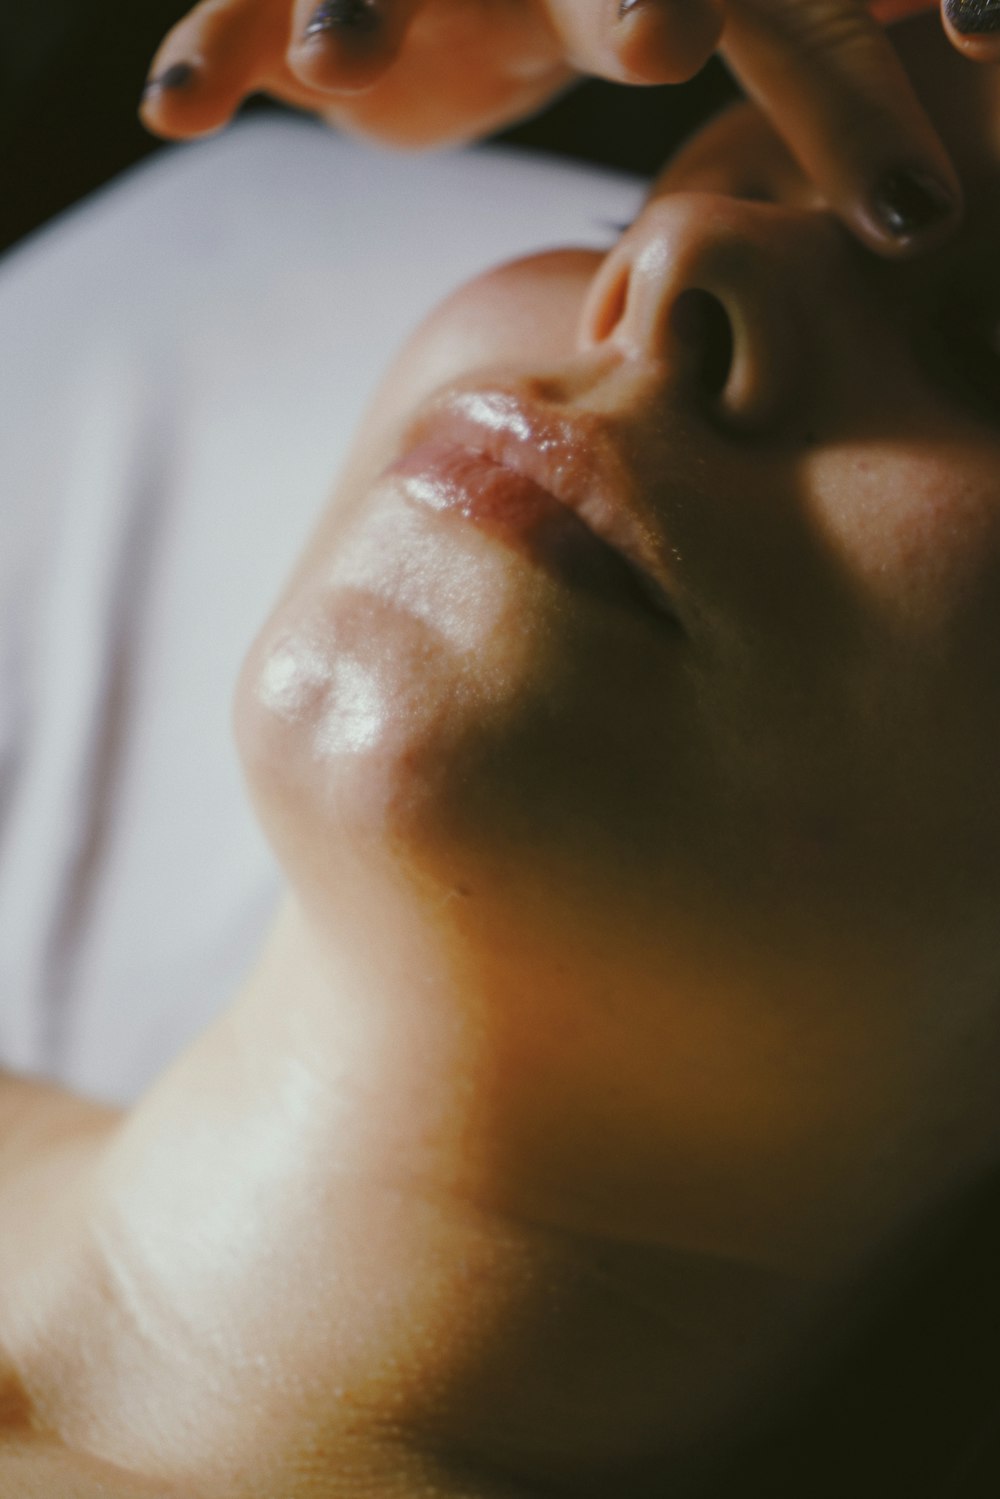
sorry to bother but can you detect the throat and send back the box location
[79,1159,812,1497]
[11,897,817,1497]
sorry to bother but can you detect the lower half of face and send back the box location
[234,38,1000,1268]
[237,268,1000,973]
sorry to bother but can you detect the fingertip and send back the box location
[288,38,390,95]
[288,0,400,93]
[615,0,725,84]
[140,59,199,136]
[941,0,1000,60]
[139,59,237,140]
[857,164,964,257]
[944,33,1000,58]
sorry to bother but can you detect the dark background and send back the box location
[0,0,738,256]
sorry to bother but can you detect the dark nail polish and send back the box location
[872,167,956,240]
[142,61,196,99]
[944,0,1000,34]
[305,0,381,38]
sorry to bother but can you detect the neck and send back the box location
[7,895,828,1497]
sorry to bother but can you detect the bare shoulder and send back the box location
[0,1369,169,1495]
[0,1068,119,1170]
[0,1075,140,1495]
[0,1431,183,1498]
[0,1066,120,1298]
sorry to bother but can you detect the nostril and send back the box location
[591,261,631,345]
[670,288,734,401]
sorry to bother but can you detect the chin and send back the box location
[234,563,546,902]
[231,445,712,1005]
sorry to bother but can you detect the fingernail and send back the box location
[619,0,650,16]
[872,167,956,240]
[944,0,1000,34]
[305,0,381,38]
[142,61,197,99]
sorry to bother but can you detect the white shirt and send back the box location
[0,116,642,1104]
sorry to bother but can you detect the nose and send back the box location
[579,193,841,434]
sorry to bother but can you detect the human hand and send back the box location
[141,0,999,255]
[140,1,577,164]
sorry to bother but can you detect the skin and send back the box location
[143,0,999,254]
[3,13,1000,1497]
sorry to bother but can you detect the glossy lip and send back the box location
[396,385,680,623]
[389,439,670,621]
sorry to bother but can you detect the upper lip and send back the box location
[397,384,679,620]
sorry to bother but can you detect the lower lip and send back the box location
[388,440,664,620]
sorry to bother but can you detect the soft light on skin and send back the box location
[6,16,1000,1499]
[223,21,1000,1472]
[451,389,537,443]
[258,614,401,760]
[235,0,1000,1284]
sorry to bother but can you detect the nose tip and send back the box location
[579,193,820,434]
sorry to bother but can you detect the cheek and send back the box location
[416,247,601,372]
[804,440,1000,641]
[348,250,602,476]
[796,438,1000,864]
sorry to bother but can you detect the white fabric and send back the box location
[0,117,643,1105]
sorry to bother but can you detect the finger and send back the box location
[310,1,572,147]
[141,0,290,139]
[287,0,423,94]
[545,0,726,85]
[721,0,962,256]
[869,0,937,19]
[940,0,1000,60]
[316,57,574,148]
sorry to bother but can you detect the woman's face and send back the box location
[236,20,1000,1271]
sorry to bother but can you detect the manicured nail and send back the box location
[872,167,956,240]
[142,61,197,99]
[305,0,381,38]
[944,0,1000,34]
